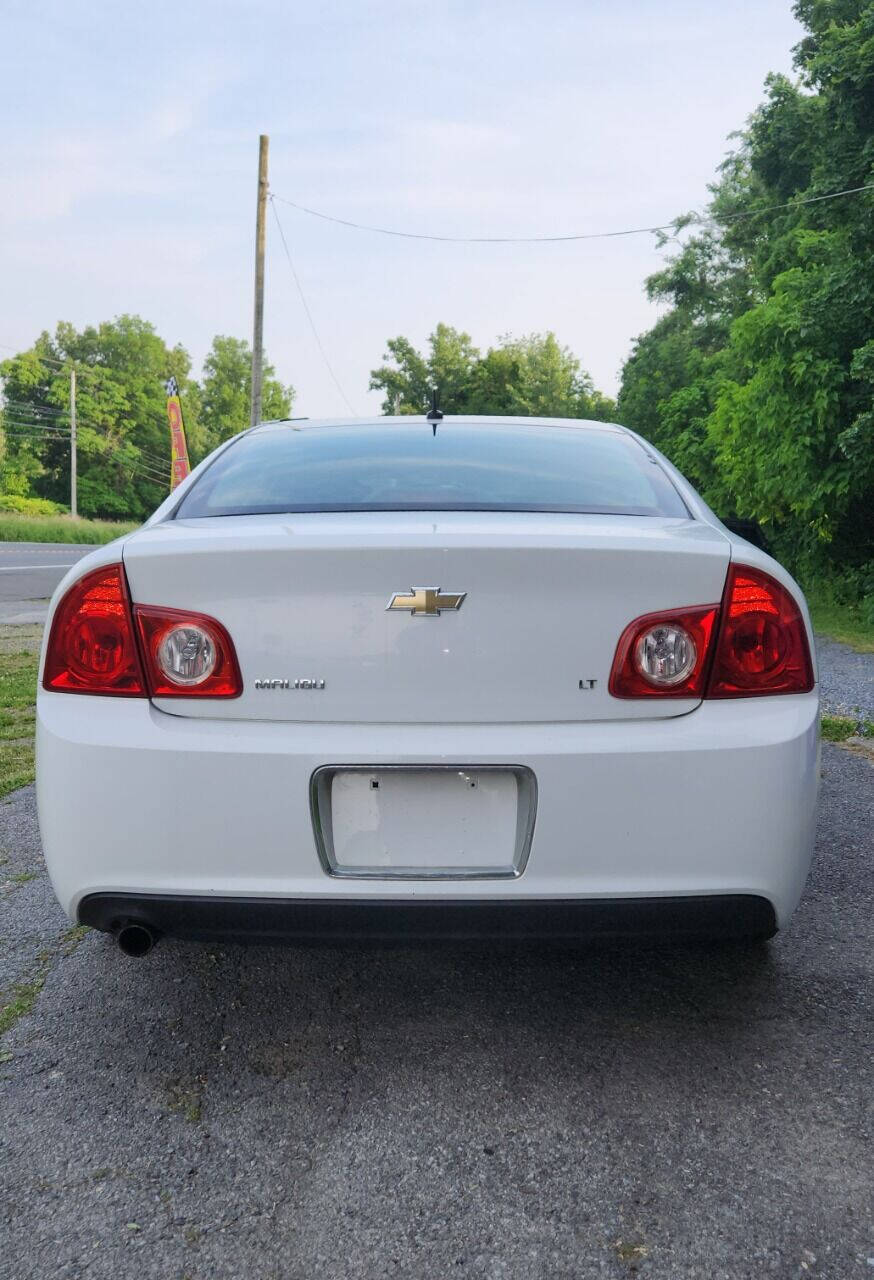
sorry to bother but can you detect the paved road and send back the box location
[1,741,872,1278]
[0,542,94,622]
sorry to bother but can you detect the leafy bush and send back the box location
[618,4,874,600]
[0,495,66,516]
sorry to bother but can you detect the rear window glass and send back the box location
[174,421,688,519]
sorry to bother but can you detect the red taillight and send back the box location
[135,605,242,697]
[609,606,719,698]
[608,564,814,700]
[708,564,813,697]
[43,564,242,699]
[43,564,145,696]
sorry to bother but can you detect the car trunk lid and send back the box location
[122,512,730,723]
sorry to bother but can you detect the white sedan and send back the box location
[36,416,819,955]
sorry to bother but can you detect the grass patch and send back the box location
[613,1239,649,1264]
[0,627,40,798]
[0,513,139,545]
[806,587,874,653]
[62,924,89,945]
[821,714,874,742]
[0,925,96,1050]
[61,924,90,955]
[165,1078,205,1125]
[0,742,35,797]
[821,715,856,742]
[0,962,48,1037]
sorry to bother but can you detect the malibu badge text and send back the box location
[254,678,326,691]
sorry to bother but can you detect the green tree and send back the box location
[0,350,58,498]
[618,0,874,596]
[370,325,615,420]
[707,229,872,564]
[369,324,479,414]
[1,324,296,521]
[1,316,200,520]
[200,336,294,452]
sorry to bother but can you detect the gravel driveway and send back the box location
[0,642,871,1280]
[815,637,874,722]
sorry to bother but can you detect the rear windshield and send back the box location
[174,421,688,519]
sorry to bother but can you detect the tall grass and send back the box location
[0,625,40,798]
[0,514,139,545]
[806,588,874,653]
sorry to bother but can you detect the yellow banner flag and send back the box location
[165,376,191,490]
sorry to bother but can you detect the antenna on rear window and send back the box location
[426,387,443,435]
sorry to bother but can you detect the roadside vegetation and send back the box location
[0,513,138,544]
[0,494,136,542]
[0,626,41,798]
[821,714,874,743]
[806,585,874,654]
[0,958,49,1038]
[370,326,615,420]
[614,1,874,629]
[1,322,293,524]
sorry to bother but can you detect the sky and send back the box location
[1,0,803,417]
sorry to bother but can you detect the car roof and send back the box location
[251,414,629,435]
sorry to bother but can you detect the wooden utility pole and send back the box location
[250,134,269,427]
[69,367,77,518]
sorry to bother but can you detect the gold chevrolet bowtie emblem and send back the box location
[386,587,467,617]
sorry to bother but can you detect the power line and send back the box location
[270,180,874,245]
[1,420,170,479]
[136,452,172,473]
[130,471,169,488]
[1,428,71,439]
[2,408,170,470]
[88,435,170,471]
[0,424,71,437]
[269,196,358,415]
[2,412,70,425]
[73,427,169,472]
[0,427,69,437]
[1,365,188,468]
[0,354,190,472]
[2,434,168,480]
[1,414,162,455]
[2,399,70,417]
[125,462,168,486]
[90,447,168,480]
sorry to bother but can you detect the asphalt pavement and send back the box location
[0,542,94,623]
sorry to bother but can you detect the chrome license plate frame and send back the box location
[310,764,537,880]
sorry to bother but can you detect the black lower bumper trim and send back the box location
[78,893,777,943]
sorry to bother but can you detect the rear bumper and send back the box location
[37,691,819,931]
[78,892,777,942]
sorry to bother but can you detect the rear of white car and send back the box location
[35,417,819,953]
